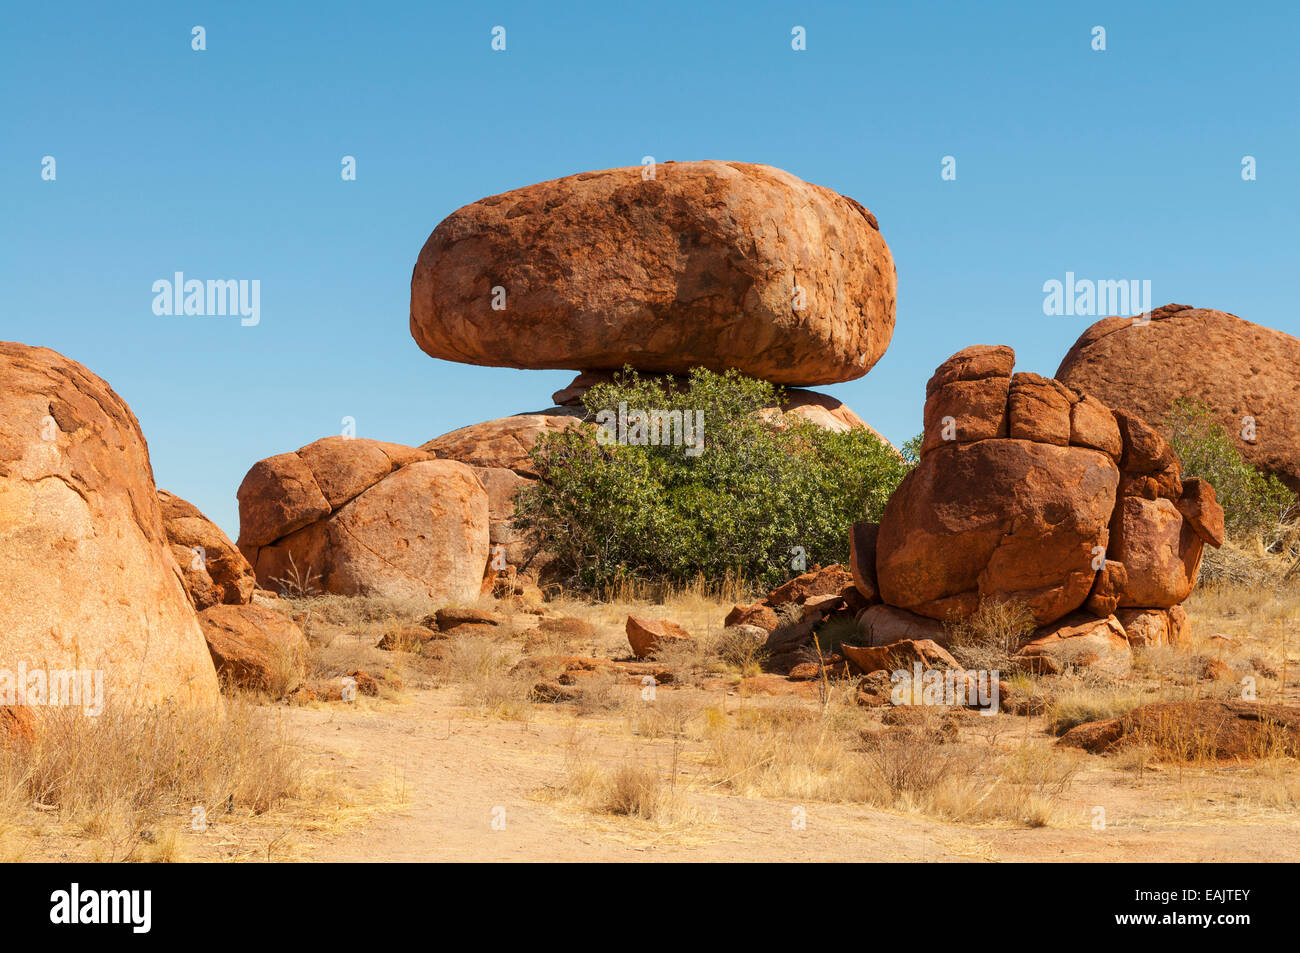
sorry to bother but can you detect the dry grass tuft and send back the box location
[557,732,701,828]
[1042,677,1146,735]
[440,634,532,719]
[946,598,1037,671]
[706,628,769,677]
[0,699,308,861]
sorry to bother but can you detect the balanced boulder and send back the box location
[410,161,896,387]
[0,343,220,708]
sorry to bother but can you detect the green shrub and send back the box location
[1162,397,1295,541]
[512,367,912,591]
[900,432,924,465]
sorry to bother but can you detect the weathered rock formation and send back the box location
[874,346,1223,633]
[198,604,309,694]
[0,342,221,708]
[1058,700,1300,759]
[410,160,896,386]
[1056,303,1300,493]
[237,436,488,602]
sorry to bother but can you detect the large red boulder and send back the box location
[0,343,221,708]
[410,161,896,387]
[876,438,1119,624]
[237,436,431,548]
[238,439,489,603]
[1057,304,1300,493]
[198,604,309,694]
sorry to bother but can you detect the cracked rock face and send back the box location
[874,346,1223,627]
[1057,303,1300,494]
[409,160,897,387]
[237,437,489,602]
[0,342,221,708]
[877,437,1120,624]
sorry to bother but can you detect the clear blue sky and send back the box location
[4,1,1297,538]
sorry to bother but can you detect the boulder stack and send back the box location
[855,345,1223,668]
[403,161,900,586]
[244,163,900,599]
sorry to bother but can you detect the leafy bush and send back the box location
[513,367,911,591]
[900,432,924,465]
[1163,397,1295,541]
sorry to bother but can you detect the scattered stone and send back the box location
[531,682,580,703]
[854,670,895,706]
[840,638,961,675]
[626,616,693,659]
[724,603,780,632]
[787,654,849,681]
[1199,657,1234,682]
[435,606,504,630]
[765,565,854,607]
[376,624,442,651]
[727,624,770,645]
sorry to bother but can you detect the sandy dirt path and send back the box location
[291,688,1300,863]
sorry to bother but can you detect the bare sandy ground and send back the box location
[291,687,1300,863]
